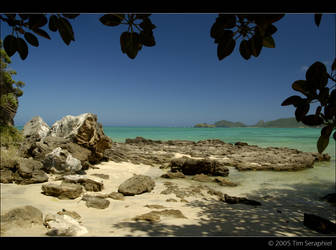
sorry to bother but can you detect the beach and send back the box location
[1,156,335,237]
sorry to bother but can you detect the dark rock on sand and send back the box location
[133,209,187,222]
[161,171,185,179]
[63,175,104,192]
[41,182,83,199]
[82,195,110,209]
[169,156,229,176]
[304,213,336,234]
[118,175,155,196]
[221,194,261,206]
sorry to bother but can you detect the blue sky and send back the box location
[2,13,335,127]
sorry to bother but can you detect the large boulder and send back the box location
[63,175,104,192]
[42,147,82,174]
[118,175,155,196]
[1,206,44,234]
[169,157,229,176]
[23,116,50,140]
[41,182,83,199]
[48,113,112,163]
[82,195,110,209]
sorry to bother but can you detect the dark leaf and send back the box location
[19,14,29,20]
[281,95,304,106]
[292,80,311,96]
[333,131,336,141]
[120,32,142,59]
[62,14,80,19]
[305,61,328,88]
[250,33,263,57]
[324,105,336,119]
[99,14,124,26]
[264,14,285,24]
[213,30,234,44]
[5,14,16,19]
[318,87,329,105]
[321,124,333,138]
[48,15,58,32]
[139,31,155,47]
[24,32,39,47]
[264,24,277,36]
[217,37,236,60]
[239,40,251,60]
[139,17,156,31]
[301,114,324,126]
[28,14,48,29]
[136,14,151,19]
[16,38,28,60]
[32,28,51,40]
[314,14,322,27]
[295,103,310,122]
[317,134,329,153]
[3,35,18,57]
[332,58,336,71]
[216,14,236,29]
[262,36,275,48]
[57,17,75,45]
[315,106,322,116]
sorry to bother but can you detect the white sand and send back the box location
[1,160,335,237]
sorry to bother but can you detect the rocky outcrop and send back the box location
[48,113,112,163]
[170,156,229,176]
[133,209,187,222]
[118,175,155,196]
[23,116,50,139]
[41,182,83,199]
[42,147,82,174]
[221,194,261,206]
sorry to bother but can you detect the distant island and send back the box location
[194,117,321,128]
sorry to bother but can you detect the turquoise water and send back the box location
[103,127,335,159]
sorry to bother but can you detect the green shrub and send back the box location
[0,125,23,147]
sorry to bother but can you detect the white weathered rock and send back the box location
[44,214,88,236]
[23,116,50,139]
[43,147,82,173]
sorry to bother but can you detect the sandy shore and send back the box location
[1,159,335,237]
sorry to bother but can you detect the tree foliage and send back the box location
[0,39,25,126]
[0,13,334,153]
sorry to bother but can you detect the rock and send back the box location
[42,147,82,174]
[1,205,43,230]
[91,173,109,179]
[214,177,238,187]
[41,182,83,199]
[303,213,336,234]
[321,193,336,205]
[235,141,248,146]
[108,192,124,200]
[57,209,81,222]
[192,173,213,182]
[169,156,229,176]
[48,113,112,163]
[82,195,110,209]
[23,116,50,139]
[166,198,178,202]
[12,158,48,184]
[63,174,104,192]
[125,136,162,145]
[160,171,185,179]
[221,194,261,206]
[118,175,155,196]
[133,209,187,222]
[0,169,14,183]
[44,213,88,236]
[145,204,167,209]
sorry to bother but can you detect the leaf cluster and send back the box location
[210,14,284,61]
[282,59,336,153]
[0,14,78,60]
[99,14,156,59]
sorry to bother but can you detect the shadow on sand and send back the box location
[112,181,336,236]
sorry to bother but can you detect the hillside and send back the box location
[194,117,320,128]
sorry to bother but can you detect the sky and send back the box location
[2,13,335,127]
